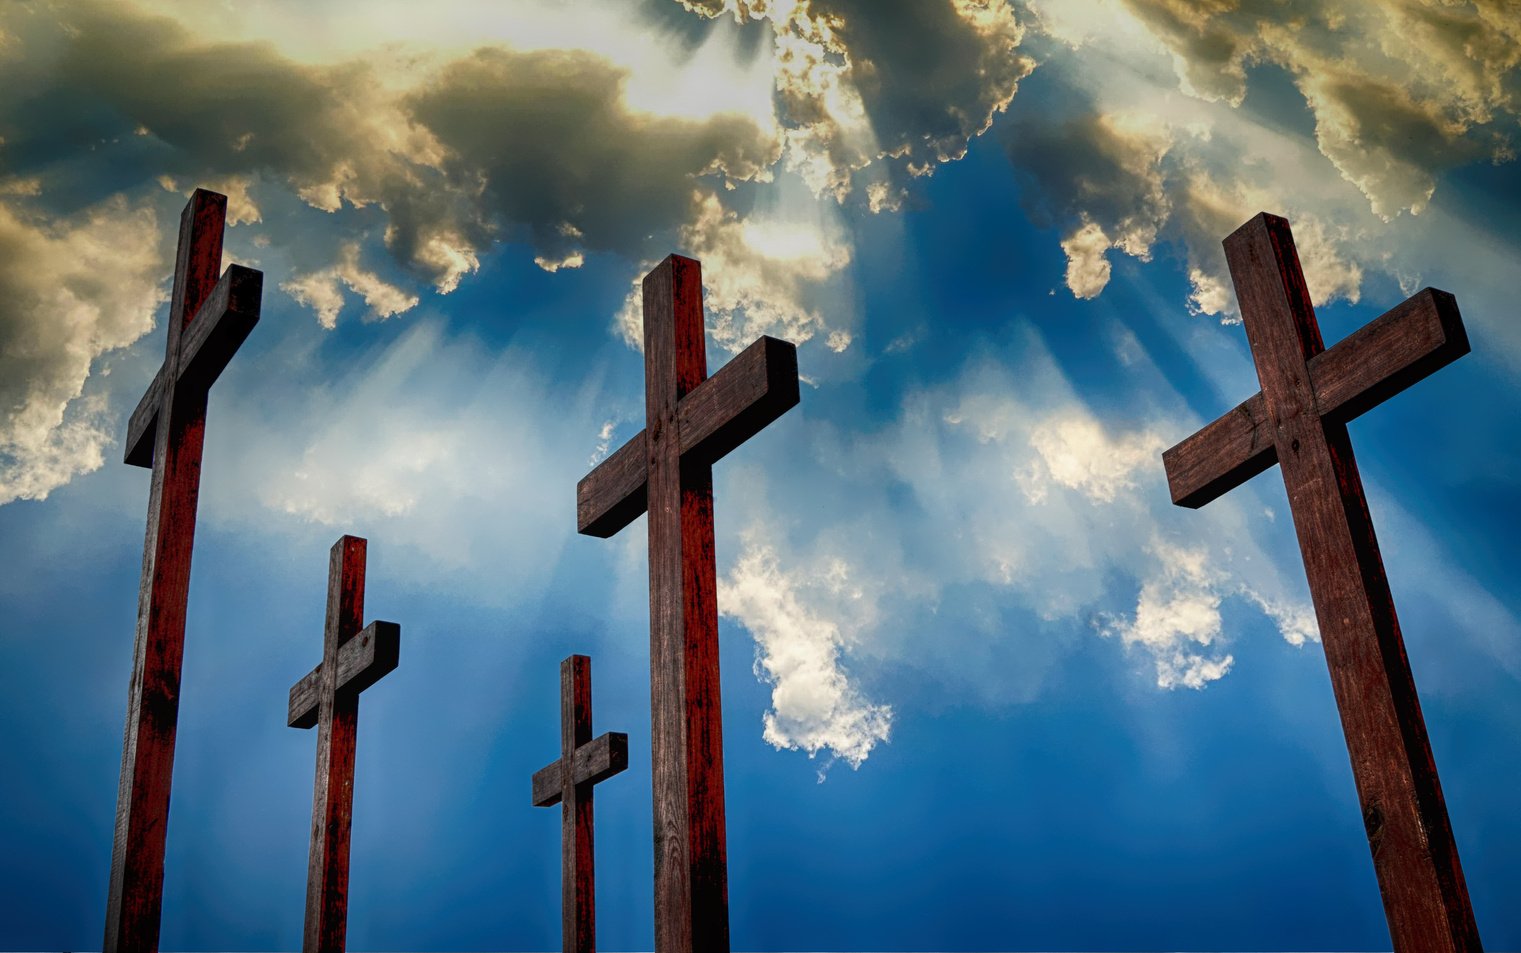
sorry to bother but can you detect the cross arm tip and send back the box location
[577,731,629,786]
[177,264,263,396]
[342,620,400,696]
[287,664,323,729]
[531,762,563,807]
[122,367,166,469]
[677,333,800,467]
[1161,393,1277,510]
[577,429,650,537]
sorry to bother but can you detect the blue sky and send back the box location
[2,1,1520,950]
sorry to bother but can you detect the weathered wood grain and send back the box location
[578,430,649,538]
[124,264,263,469]
[123,368,166,470]
[677,334,799,466]
[288,621,401,729]
[289,536,401,953]
[1162,212,1481,953]
[532,731,630,806]
[578,254,800,953]
[104,189,263,953]
[532,655,629,953]
[577,335,798,537]
[1164,286,1468,508]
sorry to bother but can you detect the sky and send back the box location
[2,0,1520,950]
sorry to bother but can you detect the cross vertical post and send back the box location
[577,255,800,953]
[532,655,629,953]
[105,188,261,953]
[287,535,401,953]
[1162,213,1481,953]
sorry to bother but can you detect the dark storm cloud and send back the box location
[408,46,778,265]
[1117,0,1521,215]
[0,0,782,497]
[676,0,1033,201]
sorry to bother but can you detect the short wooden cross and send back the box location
[1163,213,1480,953]
[578,255,799,953]
[532,655,629,953]
[105,188,262,953]
[287,535,400,953]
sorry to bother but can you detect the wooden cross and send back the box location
[104,188,262,953]
[1163,213,1481,952]
[532,655,630,953]
[577,255,799,953]
[287,535,400,953]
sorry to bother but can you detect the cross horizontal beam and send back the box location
[577,334,799,537]
[288,621,400,729]
[1164,287,1467,508]
[531,732,629,806]
[124,264,263,469]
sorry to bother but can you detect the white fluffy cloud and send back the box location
[280,242,420,329]
[710,332,1322,755]
[0,193,166,503]
[1017,413,1167,504]
[1101,539,1235,690]
[721,537,892,772]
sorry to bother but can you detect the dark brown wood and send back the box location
[532,655,629,953]
[578,255,799,953]
[104,189,262,953]
[1163,213,1481,953]
[577,334,797,538]
[1163,287,1467,508]
[289,536,401,953]
[288,621,400,730]
[124,264,262,467]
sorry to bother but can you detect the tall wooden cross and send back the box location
[105,188,262,953]
[1163,213,1481,952]
[287,535,401,953]
[577,255,800,953]
[532,655,630,953]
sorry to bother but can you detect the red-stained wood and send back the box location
[289,536,401,953]
[1162,213,1481,953]
[532,655,629,953]
[577,255,800,953]
[104,189,262,953]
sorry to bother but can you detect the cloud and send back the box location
[2,1,783,294]
[0,0,1054,503]
[720,536,892,773]
[1007,0,1518,316]
[1115,0,1519,216]
[1099,538,1235,690]
[615,188,855,354]
[708,335,1321,739]
[280,242,420,329]
[407,44,781,266]
[678,0,1034,199]
[200,320,602,602]
[0,193,165,503]
[1017,413,1168,504]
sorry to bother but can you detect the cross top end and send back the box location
[577,253,801,538]
[286,535,400,730]
[1162,211,1468,509]
[122,188,263,469]
[532,654,630,806]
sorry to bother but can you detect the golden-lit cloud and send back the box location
[1007,0,1516,317]
[0,195,165,502]
[680,0,1034,200]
